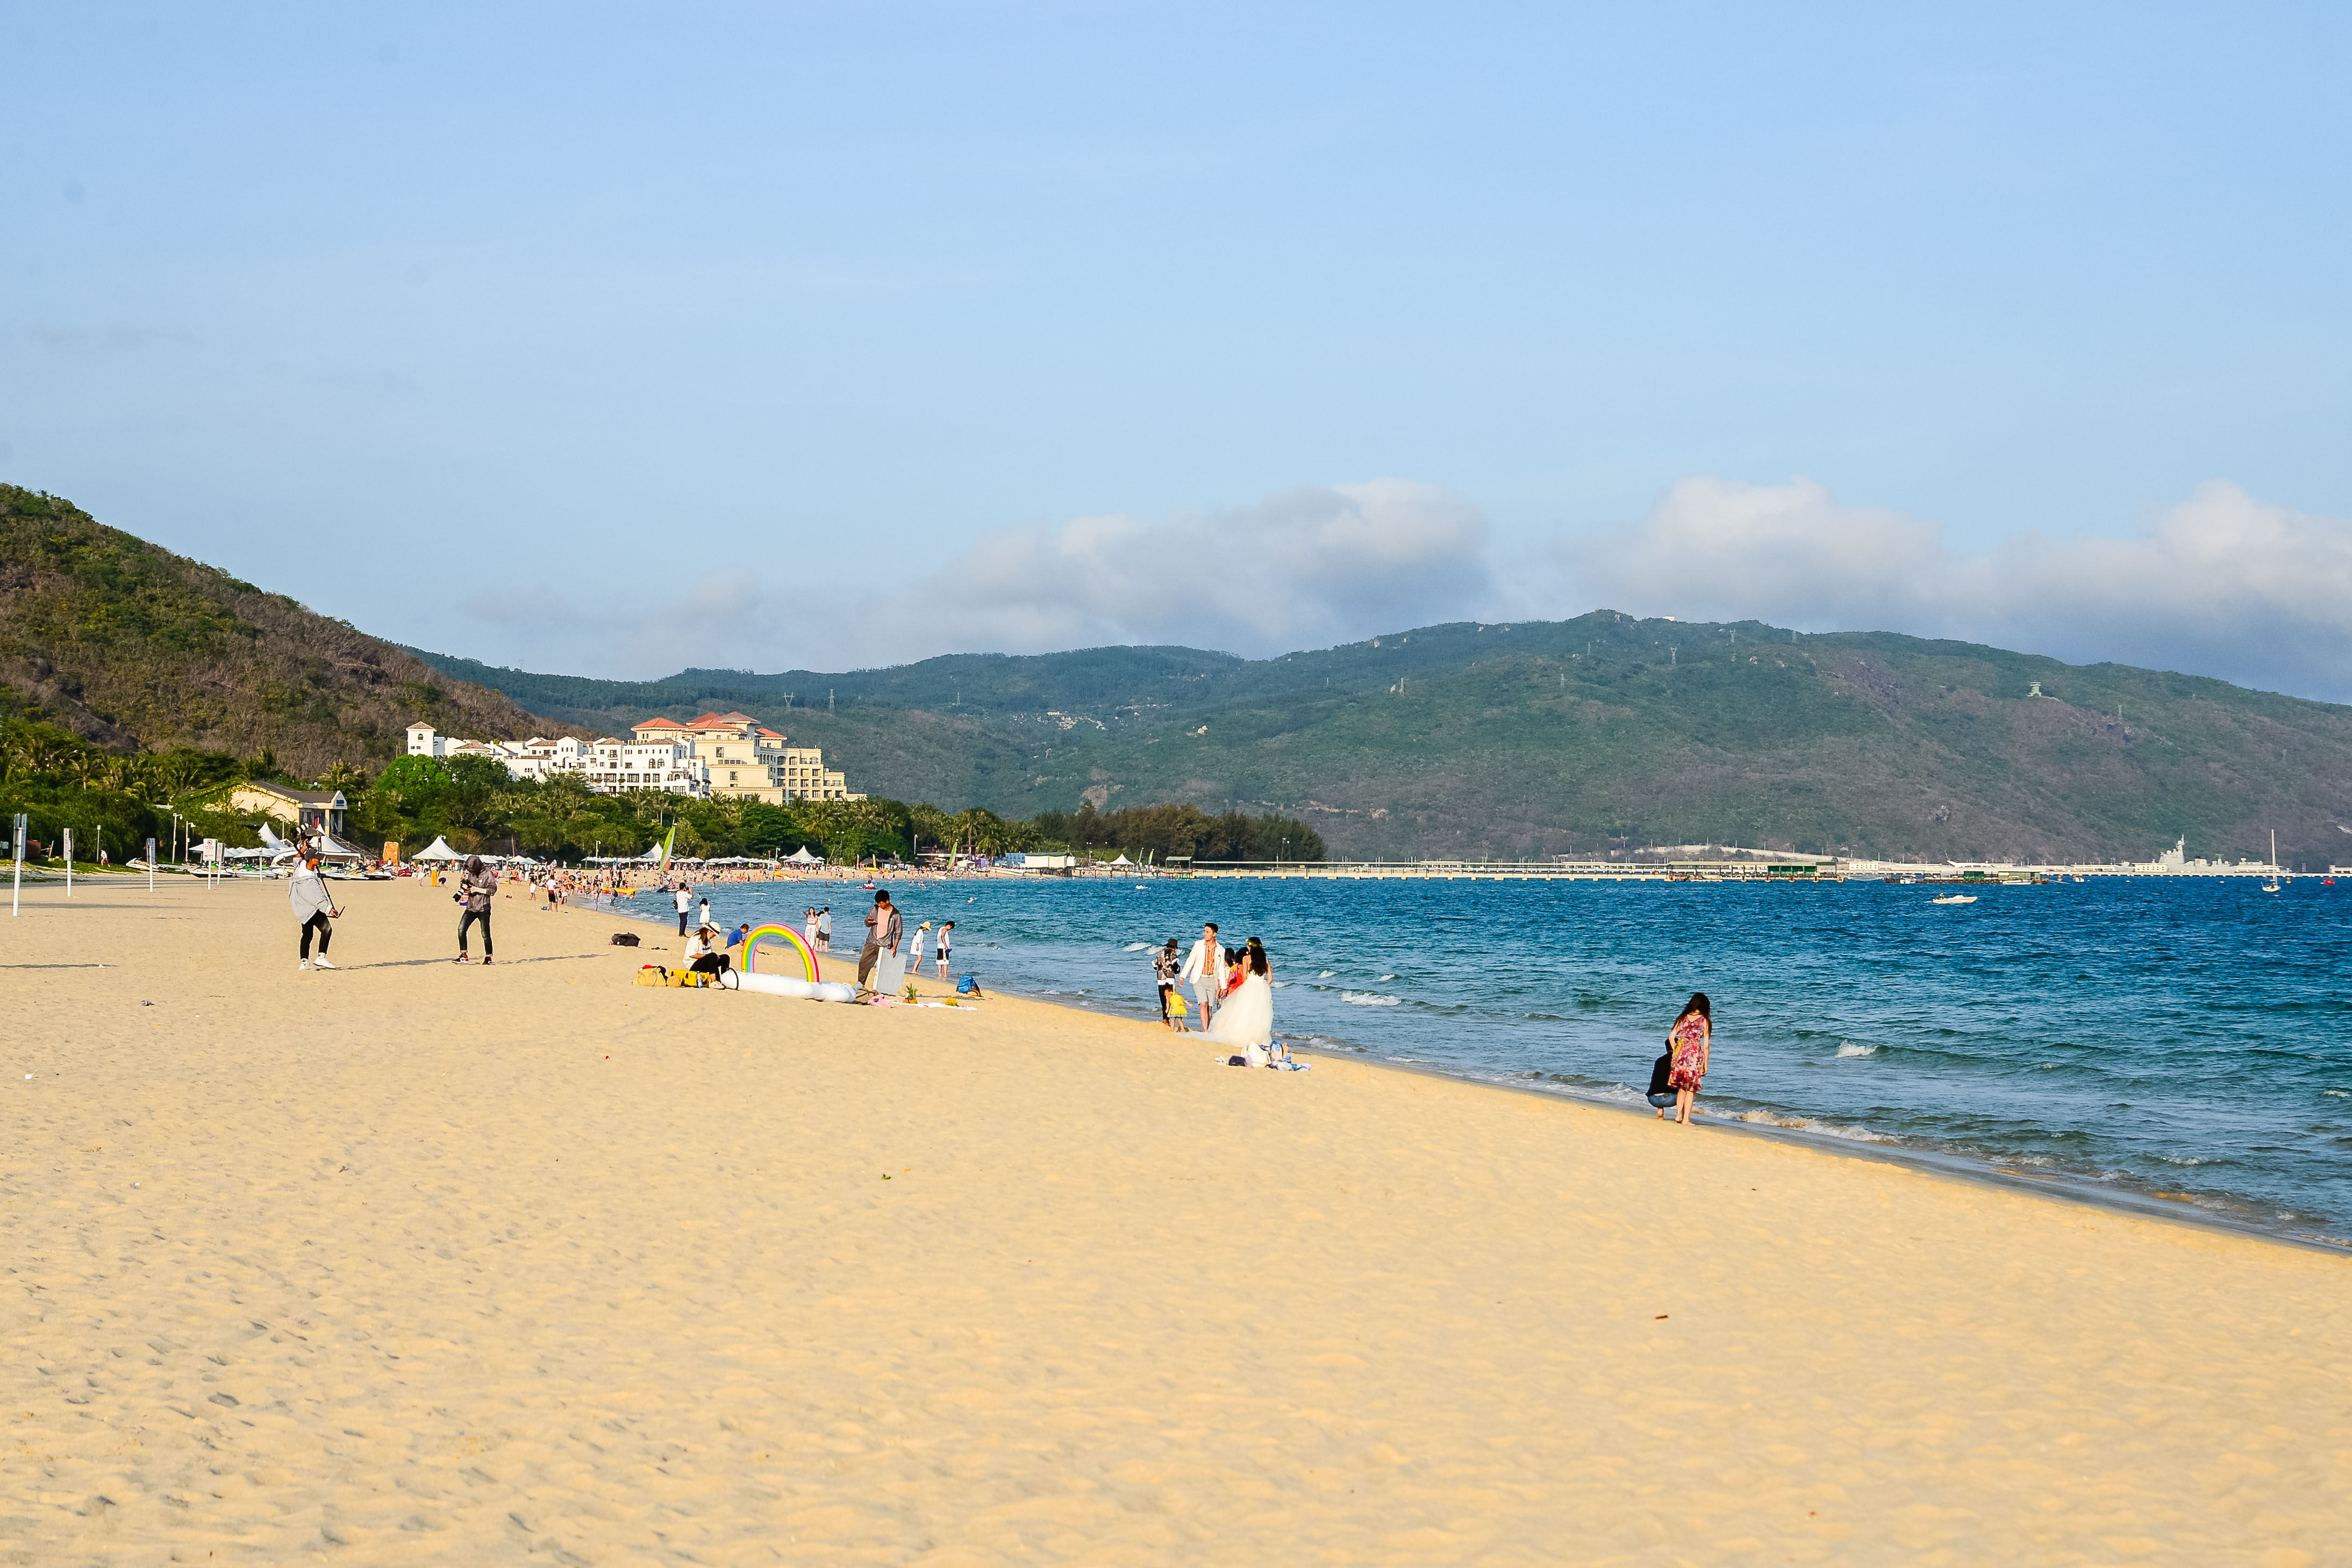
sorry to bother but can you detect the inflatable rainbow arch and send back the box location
[739,923,819,982]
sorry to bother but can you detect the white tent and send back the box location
[1109,854,1133,866]
[785,846,822,864]
[411,836,464,862]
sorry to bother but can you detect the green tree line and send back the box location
[3,709,1326,865]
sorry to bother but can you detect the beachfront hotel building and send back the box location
[630,712,862,804]
[405,722,711,798]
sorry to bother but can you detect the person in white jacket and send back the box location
[1178,921,1225,1029]
[290,841,342,970]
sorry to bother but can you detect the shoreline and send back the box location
[595,874,2352,1255]
[996,981,2352,1258]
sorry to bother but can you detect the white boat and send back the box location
[2264,830,2280,893]
[1929,893,1977,905]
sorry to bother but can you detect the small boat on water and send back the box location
[1929,893,1977,905]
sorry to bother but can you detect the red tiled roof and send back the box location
[633,716,684,729]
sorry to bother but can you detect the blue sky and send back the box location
[7,3,2350,694]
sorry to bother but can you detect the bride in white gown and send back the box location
[1205,937,1274,1048]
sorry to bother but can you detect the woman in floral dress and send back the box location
[1664,993,1712,1125]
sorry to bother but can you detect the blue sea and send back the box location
[632,875,2352,1248]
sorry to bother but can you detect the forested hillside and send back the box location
[416,616,2352,866]
[0,485,569,777]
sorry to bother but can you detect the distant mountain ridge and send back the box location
[410,616,2352,865]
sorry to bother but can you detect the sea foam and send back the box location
[1834,1042,1878,1058]
[1343,992,1402,1007]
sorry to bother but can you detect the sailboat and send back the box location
[2263,830,2281,894]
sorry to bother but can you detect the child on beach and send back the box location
[936,921,953,979]
[1662,993,1712,1125]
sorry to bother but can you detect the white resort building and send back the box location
[406,724,710,798]
[629,712,862,804]
[405,715,857,803]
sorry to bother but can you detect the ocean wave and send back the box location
[1270,980,1291,988]
[1123,941,1149,951]
[1377,973,1397,982]
[2327,1089,2349,1098]
[1834,1042,1878,1058]
[1318,970,1336,978]
[1343,992,1402,1007]
[1726,1108,1896,1143]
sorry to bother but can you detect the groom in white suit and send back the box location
[1179,921,1225,1029]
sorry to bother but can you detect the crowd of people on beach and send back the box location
[290,842,1715,1114]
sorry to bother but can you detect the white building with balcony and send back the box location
[406,723,707,797]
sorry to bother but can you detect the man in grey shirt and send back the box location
[857,890,902,992]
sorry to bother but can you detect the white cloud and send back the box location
[907,478,1496,657]
[1568,477,2352,701]
[453,479,1498,675]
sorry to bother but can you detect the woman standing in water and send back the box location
[1663,993,1711,1125]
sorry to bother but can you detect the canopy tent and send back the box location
[270,832,371,864]
[784,846,822,864]
[411,836,464,862]
[1109,854,1134,865]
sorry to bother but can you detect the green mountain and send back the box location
[1,485,568,778]
[10,480,2341,865]
[410,616,2352,867]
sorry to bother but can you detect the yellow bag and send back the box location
[635,965,667,987]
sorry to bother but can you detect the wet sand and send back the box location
[4,875,2346,1563]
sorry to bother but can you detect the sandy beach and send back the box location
[4,875,2346,1564]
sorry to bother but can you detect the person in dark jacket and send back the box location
[454,854,498,964]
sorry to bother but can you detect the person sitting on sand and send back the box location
[1663,992,1712,1125]
[686,923,731,977]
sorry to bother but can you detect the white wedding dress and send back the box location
[1205,971,1274,1048]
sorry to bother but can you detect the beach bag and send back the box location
[956,974,982,996]
[876,951,905,994]
[634,965,666,986]
[611,931,641,947]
